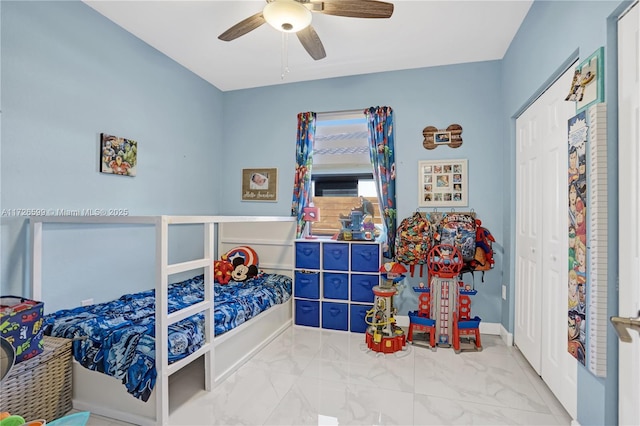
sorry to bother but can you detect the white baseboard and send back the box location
[500,323,514,346]
[396,315,504,337]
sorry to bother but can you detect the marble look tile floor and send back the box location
[84,326,573,425]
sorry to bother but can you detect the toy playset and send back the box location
[364,262,407,353]
[407,244,482,353]
[337,197,376,241]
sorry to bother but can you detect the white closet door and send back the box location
[515,66,577,419]
[539,69,577,418]
[618,3,640,425]
[515,104,542,373]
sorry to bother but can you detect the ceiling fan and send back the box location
[218,0,394,61]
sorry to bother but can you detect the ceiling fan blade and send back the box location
[218,12,266,41]
[311,0,394,19]
[296,25,326,60]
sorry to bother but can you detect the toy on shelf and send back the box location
[338,197,376,241]
[407,244,482,352]
[302,206,320,239]
[364,262,407,353]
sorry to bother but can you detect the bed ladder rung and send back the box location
[166,342,213,375]
[167,258,211,275]
[167,300,212,325]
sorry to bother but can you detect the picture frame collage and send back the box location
[418,159,468,207]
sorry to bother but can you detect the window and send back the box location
[311,111,381,236]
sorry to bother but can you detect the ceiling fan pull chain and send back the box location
[281,32,290,80]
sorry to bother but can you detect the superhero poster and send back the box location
[100,133,138,177]
[567,111,587,365]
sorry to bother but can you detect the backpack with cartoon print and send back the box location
[394,212,434,277]
[438,213,477,263]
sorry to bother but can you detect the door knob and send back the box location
[610,311,640,343]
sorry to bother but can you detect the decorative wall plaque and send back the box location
[422,124,463,149]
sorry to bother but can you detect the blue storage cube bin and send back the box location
[294,271,320,299]
[322,302,348,331]
[295,242,320,269]
[350,304,372,333]
[351,244,380,272]
[295,300,320,327]
[351,274,378,302]
[322,243,349,271]
[323,272,349,300]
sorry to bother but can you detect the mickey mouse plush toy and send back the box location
[230,257,258,282]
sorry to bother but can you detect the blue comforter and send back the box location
[42,273,292,401]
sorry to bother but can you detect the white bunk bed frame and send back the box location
[30,215,296,426]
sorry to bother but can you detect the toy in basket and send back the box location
[0,297,44,364]
[0,337,16,381]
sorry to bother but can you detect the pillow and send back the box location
[224,246,259,269]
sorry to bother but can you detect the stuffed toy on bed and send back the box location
[214,256,234,285]
[215,246,259,284]
[230,257,258,282]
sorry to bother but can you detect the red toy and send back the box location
[214,256,233,284]
[408,287,436,349]
[427,244,464,278]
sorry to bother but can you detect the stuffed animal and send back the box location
[214,256,234,285]
[230,257,258,282]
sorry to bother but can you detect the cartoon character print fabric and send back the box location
[438,213,476,262]
[394,212,434,277]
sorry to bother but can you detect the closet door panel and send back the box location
[515,65,577,418]
[515,112,542,373]
[540,81,576,418]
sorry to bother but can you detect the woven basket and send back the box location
[0,336,73,422]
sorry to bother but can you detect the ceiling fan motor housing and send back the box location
[263,1,312,33]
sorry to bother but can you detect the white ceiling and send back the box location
[84,0,533,92]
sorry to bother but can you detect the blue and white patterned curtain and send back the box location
[364,106,397,258]
[291,112,316,238]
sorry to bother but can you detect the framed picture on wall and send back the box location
[242,168,278,202]
[569,47,604,113]
[418,159,467,207]
[433,131,452,145]
[100,133,138,177]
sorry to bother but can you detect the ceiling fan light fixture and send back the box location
[263,1,312,33]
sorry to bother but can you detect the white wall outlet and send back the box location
[81,298,94,306]
[502,285,507,300]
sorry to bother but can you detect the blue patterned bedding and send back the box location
[42,273,292,402]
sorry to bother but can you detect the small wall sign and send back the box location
[242,168,278,202]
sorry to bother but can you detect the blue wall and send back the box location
[1,1,626,424]
[220,62,506,322]
[1,1,224,304]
